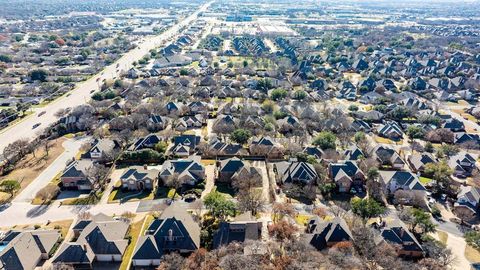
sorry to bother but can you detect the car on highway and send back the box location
[32,123,41,129]
[38,111,46,117]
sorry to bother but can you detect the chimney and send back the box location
[168,229,173,241]
[144,164,148,170]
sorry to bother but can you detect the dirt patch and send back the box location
[0,138,66,202]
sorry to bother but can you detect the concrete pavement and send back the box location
[0,201,139,227]
[13,137,90,203]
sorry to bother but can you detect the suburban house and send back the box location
[217,157,261,185]
[132,204,200,267]
[442,118,465,132]
[378,171,426,195]
[129,134,162,151]
[170,135,201,156]
[175,114,205,131]
[159,156,205,186]
[302,146,324,160]
[448,152,477,177]
[376,121,403,140]
[374,146,405,169]
[374,219,424,258]
[0,230,61,270]
[213,212,262,249]
[407,153,436,173]
[60,159,95,191]
[120,166,159,191]
[274,161,318,185]
[86,139,121,160]
[53,213,129,268]
[344,146,364,161]
[207,139,248,157]
[147,115,168,131]
[249,137,284,159]
[329,160,365,193]
[304,216,353,250]
[454,185,480,221]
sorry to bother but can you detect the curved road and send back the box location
[0,1,213,153]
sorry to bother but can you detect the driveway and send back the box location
[99,167,126,205]
[201,164,216,199]
[446,233,470,270]
[13,137,90,203]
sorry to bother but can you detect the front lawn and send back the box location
[419,176,433,185]
[62,192,102,205]
[108,186,154,203]
[119,217,145,270]
[295,214,313,226]
[465,245,480,263]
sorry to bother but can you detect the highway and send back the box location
[0,1,213,153]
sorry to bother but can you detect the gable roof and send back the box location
[1,230,60,270]
[213,213,261,249]
[276,161,318,184]
[305,216,353,250]
[133,204,200,260]
[379,171,426,191]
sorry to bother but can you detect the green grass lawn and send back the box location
[108,187,154,203]
[419,176,433,185]
[119,217,144,270]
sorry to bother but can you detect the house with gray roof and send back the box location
[0,230,61,270]
[60,159,95,191]
[274,161,318,185]
[129,134,162,151]
[217,157,261,185]
[213,212,262,249]
[304,216,353,250]
[454,185,480,221]
[378,171,426,196]
[86,138,120,161]
[249,136,284,159]
[374,219,424,258]
[374,146,405,170]
[53,213,129,267]
[120,166,159,191]
[132,204,200,267]
[329,160,365,193]
[376,121,403,140]
[407,153,436,173]
[448,151,477,177]
[159,156,205,186]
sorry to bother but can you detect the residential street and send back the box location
[12,137,90,203]
[0,201,139,227]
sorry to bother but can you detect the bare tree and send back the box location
[237,189,265,216]
[165,173,184,200]
[36,184,60,203]
[86,163,110,192]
